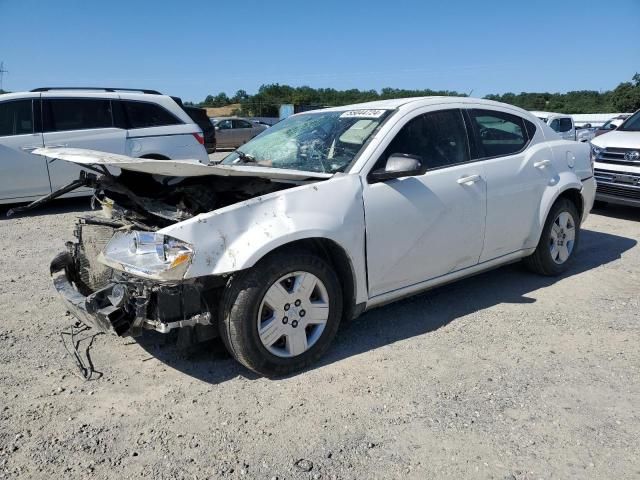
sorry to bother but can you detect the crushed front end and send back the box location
[50,216,224,340]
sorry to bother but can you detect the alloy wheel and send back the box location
[257,271,330,358]
[549,211,576,264]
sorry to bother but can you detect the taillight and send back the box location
[192,133,204,145]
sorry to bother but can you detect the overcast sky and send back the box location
[1,0,638,102]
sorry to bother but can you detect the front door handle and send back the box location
[21,145,40,152]
[534,159,551,169]
[47,144,67,148]
[457,174,481,185]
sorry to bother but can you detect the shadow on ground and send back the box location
[0,197,92,220]
[137,228,636,384]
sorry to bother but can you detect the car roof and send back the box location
[529,110,571,118]
[307,96,538,120]
[0,89,166,101]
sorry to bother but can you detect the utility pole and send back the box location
[0,62,8,91]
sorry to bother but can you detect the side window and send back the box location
[380,109,470,170]
[0,100,33,136]
[217,119,232,129]
[44,99,113,132]
[232,119,252,129]
[549,119,560,132]
[524,119,537,140]
[122,101,181,129]
[470,109,527,158]
[558,117,573,132]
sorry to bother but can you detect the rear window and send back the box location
[44,99,113,132]
[470,109,528,158]
[122,101,181,129]
[0,100,33,136]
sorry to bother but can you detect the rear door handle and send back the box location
[457,174,481,185]
[534,159,551,169]
[47,144,67,148]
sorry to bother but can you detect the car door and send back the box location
[215,119,234,147]
[467,108,554,262]
[362,108,487,297]
[232,119,254,145]
[0,96,50,201]
[42,96,126,192]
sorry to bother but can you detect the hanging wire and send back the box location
[60,321,104,381]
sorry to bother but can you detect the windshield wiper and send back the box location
[234,150,257,164]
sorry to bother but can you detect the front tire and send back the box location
[524,198,580,276]
[219,251,343,376]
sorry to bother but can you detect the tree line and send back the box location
[194,73,640,116]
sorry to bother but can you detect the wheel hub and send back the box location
[257,271,330,358]
[549,211,576,265]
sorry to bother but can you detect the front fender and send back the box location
[160,174,368,303]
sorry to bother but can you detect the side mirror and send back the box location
[369,153,425,183]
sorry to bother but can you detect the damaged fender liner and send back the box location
[51,252,216,337]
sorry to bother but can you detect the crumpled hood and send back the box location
[32,147,333,181]
[590,130,640,149]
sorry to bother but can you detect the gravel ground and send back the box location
[0,199,639,479]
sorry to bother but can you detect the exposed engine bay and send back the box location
[89,169,295,229]
[45,167,307,342]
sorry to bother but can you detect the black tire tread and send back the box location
[524,198,580,276]
[219,250,342,376]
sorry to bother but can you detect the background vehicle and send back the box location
[591,109,640,207]
[0,87,209,205]
[182,105,216,153]
[593,114,631,138]
[210,117,268,148]
[531,111,577,140]
[42,97,595,376]
[576,124,596,143]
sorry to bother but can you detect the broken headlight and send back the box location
[98,231,194,281]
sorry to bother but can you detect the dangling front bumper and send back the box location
[50,251,214,336]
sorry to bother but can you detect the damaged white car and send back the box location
[27,97,595,376]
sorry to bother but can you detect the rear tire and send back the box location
[524,198,580,276]
[219,251,343,377]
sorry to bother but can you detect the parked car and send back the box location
[181,105,216,154]
[531,111,577,141]
[40,97,595,376]
[590,109,640,207]
[0,88,209,206]
[593,114,631,138]
[210,117,268,148]
[576,124,596,143]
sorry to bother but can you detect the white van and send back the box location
[0,88,209,205]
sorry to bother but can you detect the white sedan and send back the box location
[39,96,595,376]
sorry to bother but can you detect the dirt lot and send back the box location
[0,199,639,480]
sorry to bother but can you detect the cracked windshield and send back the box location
[222,109,391,173]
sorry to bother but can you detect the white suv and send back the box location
[0,88,209,205]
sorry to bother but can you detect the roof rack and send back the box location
[30,87,162,94]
